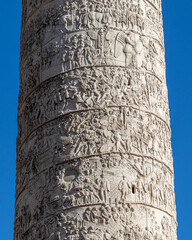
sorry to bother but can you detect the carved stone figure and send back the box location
[15,0,177,239]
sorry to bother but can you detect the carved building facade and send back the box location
[15,0,177,239]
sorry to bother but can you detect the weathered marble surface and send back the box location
[15,0,177,239]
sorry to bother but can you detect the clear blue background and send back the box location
[0,1,191,239]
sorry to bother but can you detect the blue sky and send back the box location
[0,0,191,239]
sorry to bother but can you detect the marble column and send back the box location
[14,0,177,239]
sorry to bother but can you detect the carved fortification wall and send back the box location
[15,0,177,239]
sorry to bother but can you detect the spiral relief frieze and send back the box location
[15,0,177,239]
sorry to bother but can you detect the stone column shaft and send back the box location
[14,0,177,239]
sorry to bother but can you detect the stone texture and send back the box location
[14,0,177,239]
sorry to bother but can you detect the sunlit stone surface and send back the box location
[14,0,177,239]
